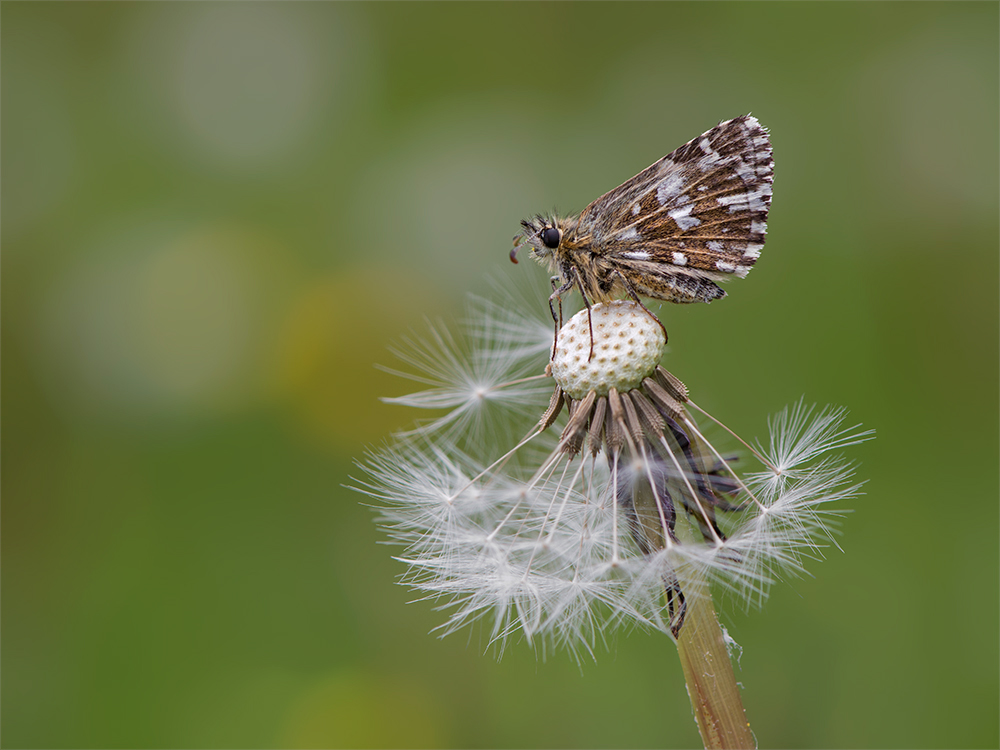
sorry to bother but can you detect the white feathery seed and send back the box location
[379,293,553,448]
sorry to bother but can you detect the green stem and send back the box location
[674,586,755,749]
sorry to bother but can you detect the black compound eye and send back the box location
[540,227,561,249]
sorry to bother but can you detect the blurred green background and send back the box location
[3,2,997,748]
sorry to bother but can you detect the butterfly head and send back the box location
[510,215,563,266]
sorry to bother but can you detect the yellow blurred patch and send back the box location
[272,266,448,454]
[278,669,449,749]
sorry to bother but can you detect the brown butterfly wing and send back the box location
[578,115,774,300]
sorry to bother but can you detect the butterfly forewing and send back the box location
[579,115,773,287]
[513,114,774,332]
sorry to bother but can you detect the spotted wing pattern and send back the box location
[579,115,773,286]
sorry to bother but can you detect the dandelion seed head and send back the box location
[355,295,871,657]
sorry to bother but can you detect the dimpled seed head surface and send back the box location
[550,301,666,399]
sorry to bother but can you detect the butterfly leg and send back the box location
[572,274,598,362]
[615,270,669,344]
[548,276,572,360]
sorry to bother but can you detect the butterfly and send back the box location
[511,114,773,354]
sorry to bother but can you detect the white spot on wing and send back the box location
[668,204,701,231]
[656,172,686,205]
[707,241,723,252]
[672,252,687,266]
[716,186,770,213]
[631,202,642,216]
[734,159,755,184]
[621,250,651,261]
[716,261,736,273]
[619,227,639,240]
[697,137,726,172]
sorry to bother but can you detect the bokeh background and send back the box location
[3,2,997,748]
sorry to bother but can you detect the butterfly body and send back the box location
[512,115,774,320]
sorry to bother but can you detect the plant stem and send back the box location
[675,586,755,749]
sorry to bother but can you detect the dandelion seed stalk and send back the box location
[674,579,754,749]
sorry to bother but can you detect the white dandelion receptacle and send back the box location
[549,301,665,399]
